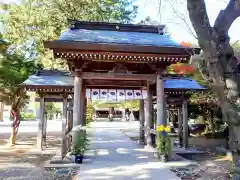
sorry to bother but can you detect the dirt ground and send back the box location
[122,129,232,180]
[0,134,78,180]
[171,150,232,180]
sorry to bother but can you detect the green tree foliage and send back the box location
[86,102,94,125]
[1,0,137,69]
[94,100,140,111]
[0,35,40,110]
[44,102,61,120]
[0,34,41,144]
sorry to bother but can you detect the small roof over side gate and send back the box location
[21,70,205,92]
[20,70,73,92]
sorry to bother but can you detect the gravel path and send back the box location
[74,121,181,180]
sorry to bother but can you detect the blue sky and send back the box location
[133,0,240,43]
[1,0,239,43]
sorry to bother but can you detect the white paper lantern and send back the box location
[91,89,100,100]
[108,89,117,101]
[117,89,125,100]
[134,90,142,99]
[100,89,108,100]
[125,90,134,99]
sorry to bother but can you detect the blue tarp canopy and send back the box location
[164,79,204,90]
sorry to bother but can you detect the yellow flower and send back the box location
[165,126,171,133]
[156,125,165,132]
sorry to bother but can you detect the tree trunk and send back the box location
[9,110,20,145]
[228,124,240,179]
[187,1,240,177]
[207,113,215,136]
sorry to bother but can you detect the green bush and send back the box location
[86,102,94,125]
[21,112,35,121]
[156,132,171,157]
[71,127,88,155]
[45,102,61,120]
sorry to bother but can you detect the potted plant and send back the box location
[156,125,172,162]
[71,127,87,164]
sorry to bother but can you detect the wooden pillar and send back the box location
[156,73,166,127]
[0,102,3,121]
[122,109,125,121]
[167,110,170,125]
[61,95,68,157]
[182,100,189,148]
[73,75,83,127]
[37,95,45,149]
[42,113,47,146]
[178,108,183,147]
[69,101,73,130]
[80,87,85,126]
[82,97,87,126]
[146,87,153,147]
[139,99,145,144]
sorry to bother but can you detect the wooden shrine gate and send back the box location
[21,21,204,157]
[61,96,73,159]
[31,90,74,159]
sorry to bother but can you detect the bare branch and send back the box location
[214,0,240,36]
[167,0,198,39]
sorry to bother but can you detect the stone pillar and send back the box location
[37,95,45,149]
[146,87,153,147]
[182,100,189,148]
[156,73,166,127]
[178,108,183,147]
[139,99,145,145]
[73,76,83,127]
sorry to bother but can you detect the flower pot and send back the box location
[72,155,83,164]
[160,155,168,163]
[75,155,83,164]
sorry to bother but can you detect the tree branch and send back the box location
[214,0,240,36]
[168,0,198,40]
[187,0,213,47]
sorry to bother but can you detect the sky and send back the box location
[1,0,239,43]
[133,0,240,43]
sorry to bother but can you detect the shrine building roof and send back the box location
[21,70,205,92]
[44,21,200,64]
[58,27,179,48]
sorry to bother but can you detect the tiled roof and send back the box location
[22,71,205,90]
[22,70,73,87]
[58,29,183,48]
[164,78,204,90]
